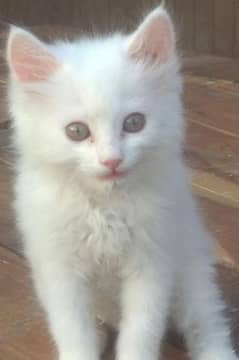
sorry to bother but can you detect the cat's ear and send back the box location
[127,7,175,65]
[7,27,60,83]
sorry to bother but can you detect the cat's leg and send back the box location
[30,258,99,360]
[175,260,238,360]
[95,319,111,355]
[116,265,171,360]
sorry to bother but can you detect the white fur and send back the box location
[7,6,238,360]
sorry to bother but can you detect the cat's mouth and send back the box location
[98,170,126,181]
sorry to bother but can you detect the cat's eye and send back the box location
[123,113,146,133]
[65,122,90,142]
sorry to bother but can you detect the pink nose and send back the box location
[101,158,122,170]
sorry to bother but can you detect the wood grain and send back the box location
[235,0,239,57]
[0,247,56,360]
[174,0,195,53]
[0,0,239,57]
[183,56,239,82]
[194,0,213,54]
[213,0,235,57]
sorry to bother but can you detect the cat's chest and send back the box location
[51,185,157,272]
[69,198,137,269]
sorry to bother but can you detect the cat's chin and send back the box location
[78,170,128,195]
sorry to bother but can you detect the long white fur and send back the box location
[7,6,238,360]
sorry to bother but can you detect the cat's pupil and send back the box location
[132,117,138,125]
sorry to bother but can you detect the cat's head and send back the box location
[7,6,183,191]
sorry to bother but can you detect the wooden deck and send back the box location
[0,55,239,359]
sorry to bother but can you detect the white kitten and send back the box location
[7,6,238,360]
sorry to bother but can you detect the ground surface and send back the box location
[0,55,239,359]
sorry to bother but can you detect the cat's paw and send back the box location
[59,355,79,360]
[197,349,238,360]
[59,352,94,360]
[59,354,80,360]
[96,322,110,355]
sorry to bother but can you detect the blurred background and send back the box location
[0,0,237,58]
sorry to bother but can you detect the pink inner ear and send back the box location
[128,14,174,64]
[10,33,59,82]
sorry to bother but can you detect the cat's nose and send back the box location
[101,158,123,170]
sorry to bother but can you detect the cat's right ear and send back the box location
[126,6,175,66]
[7,27,60,83]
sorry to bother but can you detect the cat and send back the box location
[6,5,238,360]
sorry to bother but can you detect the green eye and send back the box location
[123,113,146,133]
[65,122,90,142]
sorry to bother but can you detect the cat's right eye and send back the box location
[65,122,90,142]
[123,113,146,133]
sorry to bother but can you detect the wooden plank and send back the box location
[183,56,239,82]
[0,0,109,29]
[0,157,20,255]
[214,0,235,57]
[235,0,239,57]
[0,0,239,58]
[191,170,239,209]
[166,0,177,18]
[23,1,75,27]
[0,128,20,256]
[197,196,239,267]
[108,0,144,32]
[71,0,110,33]
[0,246,56,360]
[194,0,213,54]
[4,0,30,27]
[1,0,239,58]
[184,75,239,135]
[185,117,239,185]
[174,0,195,53]
[184,73,239,186]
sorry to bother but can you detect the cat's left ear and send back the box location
[127,7,175,65]
[7,27,60,83]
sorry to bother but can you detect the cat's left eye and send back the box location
[65,122,90,142]
[123,113,146,133]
